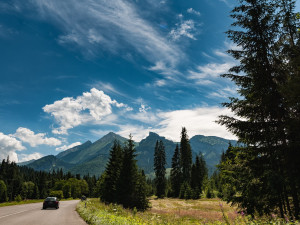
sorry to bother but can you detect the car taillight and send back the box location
[56,201,58,204]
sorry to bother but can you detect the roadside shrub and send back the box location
[50,190,64,199]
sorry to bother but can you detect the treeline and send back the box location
[216,0,300,220]
[0,158,98,202]
[98,128,210,212]
[99,136,149,211]
[162,127,208,199]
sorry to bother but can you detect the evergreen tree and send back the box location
[154,140,166,198]
[134,170,150,211]
[101,140,123,203]
[170,144,181,197]
[0,180,7,202]
[218,0,300,218]
[191,154,207,199]
[117,135,149,210]
[180,127,192,183]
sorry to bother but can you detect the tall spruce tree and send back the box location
[116,135,149,211]
[218,0,300,218]
[180,127,192,183]
[154,140,166,198]
[101,140,123,203]
[170,144,181,197]
[191,154,207,199]
[117,135,137,208]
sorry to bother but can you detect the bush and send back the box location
[15,195,22,202]
[50,190,64,199]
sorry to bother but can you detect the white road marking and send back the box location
[0,209,31,219]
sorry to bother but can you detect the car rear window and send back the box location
[45,197,56,201]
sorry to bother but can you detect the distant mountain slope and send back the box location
[26,132,236,176]
[18,159,36,166]
[136,132,178,174]
[190,135,237,167]
[26,155,73,172]
[56,141,92,164]
[64,132,126,164]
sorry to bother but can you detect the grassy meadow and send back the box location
[77,198,298,224]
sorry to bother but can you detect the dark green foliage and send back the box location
[179,182,192,200]
[170,144,181,197]
[50,190,64,199]
[191,154,207,198]
[170,129,208,199]
[133,171,150,211]
[101,140,123,203]
[113,135,149,211]
[180,128,192,183]
[0,158,97,202]
[0,180,7,202]
[154,140,166,198]
[21,181,36,200]
[218,0,300,218]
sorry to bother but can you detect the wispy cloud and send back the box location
[55,142,82,151]
[219,0,233,7]
[188,62,234,84]
[29,0,182,69]
[88,81,128,98]
[43,88,132,134]
[187,42,238,86]
[187,8,201,16]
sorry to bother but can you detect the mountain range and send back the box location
[23,132,237,176]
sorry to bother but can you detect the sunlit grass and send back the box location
[77,198,237,224]
[77,198,300,224]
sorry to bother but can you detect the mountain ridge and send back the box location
[25,132,236,176]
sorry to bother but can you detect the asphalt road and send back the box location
[0,200,87,225]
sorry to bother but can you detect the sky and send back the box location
[0,0,299,163]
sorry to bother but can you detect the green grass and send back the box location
[0,199,44,207]
[77,198,300,225]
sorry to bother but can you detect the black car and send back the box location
[43,197,59,209]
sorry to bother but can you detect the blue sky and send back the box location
[0,0,299,162]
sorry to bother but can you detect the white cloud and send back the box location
[139,104,151,113]
[187,8,201,16]
[30,0,182,68]
[188,62,234,82]
[152,107,236,141]
[219,0,232,7]
[188,42,238,85]
[117,124,151,142]
[0,132,26,162]
[148,61,181,77]
[154,79,167,87]
[14,127,62,147]
[43,88,130,134]
[90,81,128,98]
[18,152,43,162]
[208,86,238,99]
[169,19,198,41]
[115,106,236,142]
[55,142,82,151]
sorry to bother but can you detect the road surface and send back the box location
[0,200,87,225]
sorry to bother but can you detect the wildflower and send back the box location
[241,211,245,216]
